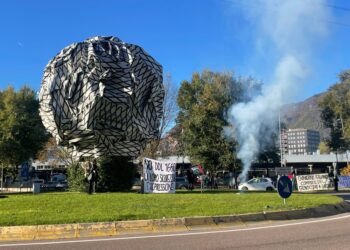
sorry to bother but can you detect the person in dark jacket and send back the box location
[88,159,98,194]
[334,174,339,192]
[187,168,195,191]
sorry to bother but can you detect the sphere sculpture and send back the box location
[39,36,164,158]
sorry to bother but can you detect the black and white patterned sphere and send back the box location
[39,36,164,158]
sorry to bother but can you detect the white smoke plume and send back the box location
[228,0,330,182]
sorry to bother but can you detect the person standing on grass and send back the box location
[334,174,339,192]
[88,159,98,194]
[187,168,195,191]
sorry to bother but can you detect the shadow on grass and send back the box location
[174,189,274,194]
[117,214,149,221]
[0,192,33,196]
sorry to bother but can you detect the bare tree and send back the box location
[141,73,178,158]
[36,137,75,167]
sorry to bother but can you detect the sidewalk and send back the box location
[1,201,349,242]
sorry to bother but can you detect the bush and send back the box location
[67,161,87,192]
[96,156,136,192]
[341,164,350,176]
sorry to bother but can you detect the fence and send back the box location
[0,180,33,193]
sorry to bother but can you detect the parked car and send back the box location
[41,180,68,191]
[55,180,68,191]
[238,177,275,191]
[176,176,189,189]
[51,174,67,182]
[215,171,236,188]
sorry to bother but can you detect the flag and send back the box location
[191,165,204,175]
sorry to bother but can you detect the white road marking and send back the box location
[1,213,350,247]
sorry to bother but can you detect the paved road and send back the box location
[1,212,350,250]
[331,192,350,202]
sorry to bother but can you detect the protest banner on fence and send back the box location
[339,176,350,188]
[296,174,331,192]
[143,158,176,194]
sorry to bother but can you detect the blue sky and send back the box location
[0,0,349,101]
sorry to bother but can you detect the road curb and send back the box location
[1,201,349,242]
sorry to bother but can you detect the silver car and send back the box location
[238,177,275,191]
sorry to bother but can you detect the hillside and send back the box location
[163,92,330,151]
[281,92,329,139]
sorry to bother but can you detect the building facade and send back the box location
[286,128,320,155]
[31,160,66,171]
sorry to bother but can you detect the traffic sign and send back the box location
[277,176,293,199]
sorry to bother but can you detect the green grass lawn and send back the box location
[0,191,342,226]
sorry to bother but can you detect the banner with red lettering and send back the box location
[143,158,176,193]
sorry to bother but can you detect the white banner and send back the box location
[296,174,331,192]
[143,158,176,193]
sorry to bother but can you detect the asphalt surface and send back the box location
[330,192,350,202]
[0,212,349,250]
[1,192,349,250]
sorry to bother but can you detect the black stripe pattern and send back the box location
[39,36,164,158]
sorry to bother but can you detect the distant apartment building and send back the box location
[286,128,320,155]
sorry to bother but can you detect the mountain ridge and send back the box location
[281,92,329,139]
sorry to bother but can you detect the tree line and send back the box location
[0,69,349,188]
[0,86,47,180]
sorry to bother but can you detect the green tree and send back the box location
[66,161,87,192]
[254,122,280,177]
[96,156,136,192]
[177,71,243,173]
[0,86,48,170]
[341,165,350,176]
[319,70,350,151]
[66,156,137,192]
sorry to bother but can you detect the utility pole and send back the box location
[334,151,339,192]
[279,112,283,168]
